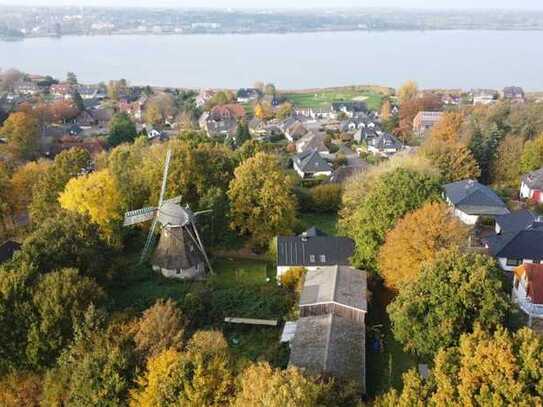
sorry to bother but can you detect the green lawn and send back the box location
[366,278,418,398]
[282,87,386,112]
[299,212,338,235]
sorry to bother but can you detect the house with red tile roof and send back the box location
[513,263,543,326]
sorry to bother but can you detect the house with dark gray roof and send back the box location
[288,265,367,391]
[483,215,543,271]
[276,227,355,276]
[520,168,543,204]
[443,180,509,225]
[367,132,403,157]
[293,150,332,179]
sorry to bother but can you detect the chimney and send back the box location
[301,232,308,242]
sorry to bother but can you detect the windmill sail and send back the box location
[123,207,157,226]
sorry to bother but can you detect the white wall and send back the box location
[454,208,479,225]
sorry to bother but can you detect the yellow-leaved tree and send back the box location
[378,202,469,289]
[59,169,122,243]
[227,153,297,249]
[9,159,52,213]
[376,326,543,406]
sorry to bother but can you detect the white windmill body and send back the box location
[123,149,213,280]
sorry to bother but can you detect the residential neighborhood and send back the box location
[2,64,543,405]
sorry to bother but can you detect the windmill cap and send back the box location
[158,202,192,227]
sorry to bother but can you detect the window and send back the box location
[309,255,316,263]
[506,258,522,267]
[534,260,542,264]
[320,255,326,263]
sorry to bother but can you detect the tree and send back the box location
[0,112,39,160]
[29,147,92,225]
[66,71,78,85]
[398,80,418,104]
[380,99,392,121]
[378,202,469,289]
[107,79,128,101]
[388,249,509,358]
[520,133,543,174]
[0,163,12,235]
[71,90,85,112]
[465,102,511,184]
[49,100,79,123]
[276,102,293,120]
[255,102,274,121]
[232,362,323,407]
[0,262,36,374]
[143,103,162,128]
[232,120,251,148]
[8,160,51,213]
[42,317,135,407]
[108,112,137,147]
[141,140,236,244]
[378,327,543,406]
[130,331,234,407]
[26,268,105,368]
[340,168,441,270]
[492,134,524,187]
[132,299,185,360]
[228,153,297,248]
[20,212,110,277]
[422,141,480,182]
[0,371,43,407]
[107,138,150,211]
[205,91,235,110]
[427,111,465,144]
[59,169,123,243]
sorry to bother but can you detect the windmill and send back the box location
[123,149,213,280]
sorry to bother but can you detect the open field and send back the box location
[282,86,391,112]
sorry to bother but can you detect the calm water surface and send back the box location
[0,30,541,90]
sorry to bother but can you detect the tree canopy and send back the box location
[378,202,469,289]
[340,167,441,271]
[0,112,40,160]
[388,249,509,358]
[59,169,123,243]
[377,326,543,406]
[108,112,137,147]
[520,133,543,174]
[228,152,297,248]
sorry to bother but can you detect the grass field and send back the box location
[299,212,338,235]
[365,278,418,397]
[282,87,387,112]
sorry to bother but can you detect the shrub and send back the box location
[280,267,306,292]
[309,183,343,213]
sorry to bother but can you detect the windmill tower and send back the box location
[123,149,213,280]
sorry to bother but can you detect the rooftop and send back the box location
[277,228,355,267]
[300,265,367,312]
[443,180,509,216]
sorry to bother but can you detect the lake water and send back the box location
[0,30,542,90]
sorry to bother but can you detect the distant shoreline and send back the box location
[5,26,543,41]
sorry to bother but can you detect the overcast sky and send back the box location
[1,0,543,10]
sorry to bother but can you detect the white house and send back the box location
[443,180,509,225]
[293,150,332,179]
[520,168,543,204]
